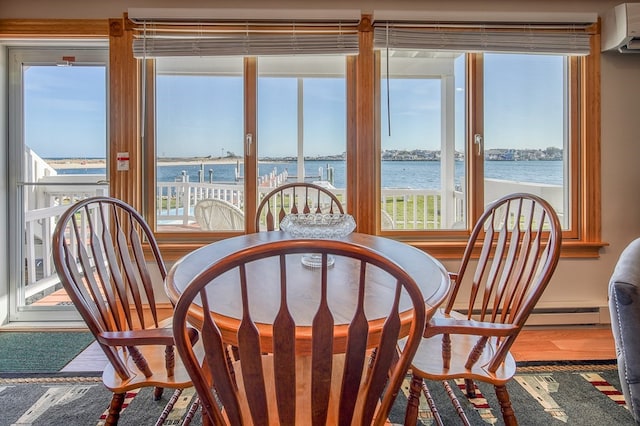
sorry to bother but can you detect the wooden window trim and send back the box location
[0,19,108,38]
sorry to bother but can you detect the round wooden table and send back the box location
[165,232,450,354]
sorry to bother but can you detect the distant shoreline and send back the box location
[45,157,242,169]
[45,156,562,170]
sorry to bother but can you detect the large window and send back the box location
[130,9,359,236]
[483,53,570,229]
[125,16,600,258]
[379,51,466,230]
[378,50,573,233]
[257,55,347,214]
[154,57,245,232]
[370,19,596,254]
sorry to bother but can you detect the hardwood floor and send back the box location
[60,325,617,373]
[511,326,616,362]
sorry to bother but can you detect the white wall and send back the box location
[0,0,625,19]
[0,45,8,325]
[3,0,640,324]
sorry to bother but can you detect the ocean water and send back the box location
[56,159,563,189]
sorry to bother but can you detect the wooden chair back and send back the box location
[53,196,199,424]
[444,193,562,372]
[173,238,427,426]
[255,182,344,231]
[52,196,169,379]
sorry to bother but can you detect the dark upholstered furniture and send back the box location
[609,237,640,424]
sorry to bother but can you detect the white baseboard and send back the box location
[526,306,610,326]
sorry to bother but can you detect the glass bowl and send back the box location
[280,213,356,268]
[280,213,356,239]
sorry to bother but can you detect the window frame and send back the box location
[139,16,606,259]
[0,16,605,264]
[129,15,607,259]
[1,20,110,322]
[366,23,602,259]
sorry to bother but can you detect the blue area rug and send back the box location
[0,361,634,425]
[0,331,94,373]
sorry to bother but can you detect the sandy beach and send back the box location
[45,157,242,169]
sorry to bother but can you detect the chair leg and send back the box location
[153,386,164,401]
[464,378,477,398]
[183,397,200,426]
[442,380,471,426]
[105,392,125,425]
[495,384,518,426]
[421,379,444,426]
[404,375,422,426]
[154,388,182,426]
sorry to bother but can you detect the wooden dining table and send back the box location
[165,231,450,354]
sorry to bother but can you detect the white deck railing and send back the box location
[22,175,561,303]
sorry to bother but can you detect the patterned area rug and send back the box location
[0,361,634,425]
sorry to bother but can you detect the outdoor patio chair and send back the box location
[404,193,562,426]
[255,182,344,232]
[52,196,199,425]
[195,198,244,231]
[381,209,395,230]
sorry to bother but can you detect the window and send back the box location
[379,50,466,230]
[153,56,245,232]
[131,15,358,237]
[483,53,570,229]
[377,50,573,232]
[257,55,347,214]
[150,54,349,233]
[371,19,598,256]
[118,14,601,258]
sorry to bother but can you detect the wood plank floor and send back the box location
[60,325,617,372]
[510,326,616,362]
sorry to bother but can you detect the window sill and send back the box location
[157,236,608,262]
[408,239,608,259]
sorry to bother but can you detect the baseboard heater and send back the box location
[456,306,608,326]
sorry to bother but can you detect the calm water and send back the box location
[57,160,563,189]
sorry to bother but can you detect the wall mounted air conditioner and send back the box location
[602,3,640,52]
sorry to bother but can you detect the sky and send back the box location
[23,52,565,159]
[24,66,106,158]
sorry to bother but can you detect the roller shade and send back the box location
[373,18,596,55]
[129,9,360,58]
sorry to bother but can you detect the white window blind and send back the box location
[129,10,360,58]
[373,22,595,56]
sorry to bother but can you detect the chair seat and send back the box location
[410,334,516,384]
[102,343,194,392]
[409,310,517,384]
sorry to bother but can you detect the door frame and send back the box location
[7,44,108,323]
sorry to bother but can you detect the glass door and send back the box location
[8,46,108,321]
